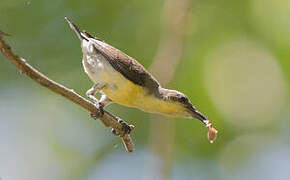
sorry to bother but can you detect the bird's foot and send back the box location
[90,113,98,120]
[90,102,105,120]
[111,119,134,137]
[111,129,118,136]
[96,101,105,116]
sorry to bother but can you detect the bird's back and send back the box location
[81,34,170,112]
[83,32,161,95]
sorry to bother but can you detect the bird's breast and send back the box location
[82,53,108,82]
[82,51,146,106]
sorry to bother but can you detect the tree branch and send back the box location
[0,33,135,152]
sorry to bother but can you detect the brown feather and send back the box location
[83,31,161,95]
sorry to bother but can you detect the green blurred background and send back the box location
[0,0,289,180]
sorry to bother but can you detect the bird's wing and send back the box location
[83,32,160,95]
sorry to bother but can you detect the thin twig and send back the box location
[0,32,135,152]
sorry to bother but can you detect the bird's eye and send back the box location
[179,96,187,103]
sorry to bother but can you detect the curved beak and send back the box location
[190,108,218,143]
[189,107,210,125]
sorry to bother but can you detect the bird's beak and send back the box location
[189,108,209,125]
[190,107,218,143]
[65,17,87,41]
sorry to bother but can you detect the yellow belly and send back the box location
[102,76,152,109]
[101,73,185,117]
[82,51,185,117]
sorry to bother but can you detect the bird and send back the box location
[65,17,217,143]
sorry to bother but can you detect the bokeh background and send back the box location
[0,0,289,180]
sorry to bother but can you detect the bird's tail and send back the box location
[65,17,87,41]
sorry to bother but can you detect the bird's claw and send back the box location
[111,128,118,136]
[111,120,134,137]
[90,102,105,120]
[90,113,98,120]
[96,102,105,116]
[120,120,132,134]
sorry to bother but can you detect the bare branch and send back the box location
[0,33,135,152]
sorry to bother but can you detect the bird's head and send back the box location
[159,89,200,118]
[159,88,218,143]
